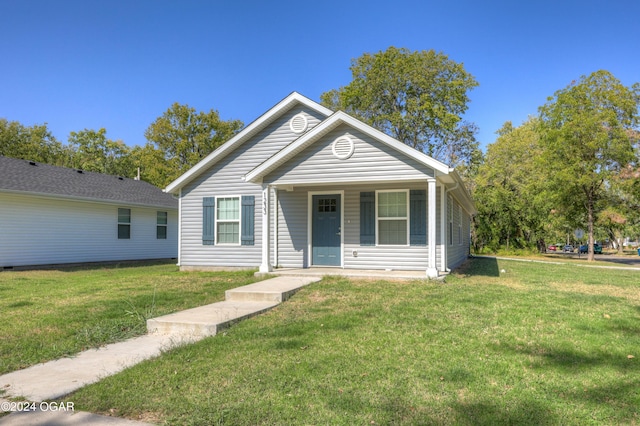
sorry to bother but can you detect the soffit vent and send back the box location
[332,136,355,160]
[289,113,308,134]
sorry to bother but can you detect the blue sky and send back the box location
[1,0,639,152]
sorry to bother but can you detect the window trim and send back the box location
[448,195,453,246]
[118,208,131,240]
[215,195,242,245]
[157,211,168,240]
[375,189,410,246]
[458,204,463,245]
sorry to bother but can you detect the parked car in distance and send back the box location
[579,244,602,254]
[547,244,557,251]
[563,245,574,253]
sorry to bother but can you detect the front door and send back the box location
[312,194,341,266]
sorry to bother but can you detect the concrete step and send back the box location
[147,276,322,338]
[146,300,279,337]
[225,276,321,302]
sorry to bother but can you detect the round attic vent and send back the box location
[289,113,308,134]
[332,136,355,160]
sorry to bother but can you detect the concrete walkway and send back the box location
[0,275,321,425]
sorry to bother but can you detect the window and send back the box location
[458,204,463,245]
[157,211,167,239]
[118,208,131,239]
[448,196,453,245]
[377,190,408,245]
[216,197,240,244]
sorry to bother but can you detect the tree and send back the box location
[473,118,553,252]
[67,128,132,176]
[320,46,479,166]
[0,119,69,165]
[538,70,640,261]
[129,143,176,188]
[144,103,244,183]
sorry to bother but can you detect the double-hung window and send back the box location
[157,211,168,239]
[216,197,240,244]
[458,204,463,245]
[376,190,409,245]
[118,208,131,239]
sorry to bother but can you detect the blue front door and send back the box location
[312,194,341,266]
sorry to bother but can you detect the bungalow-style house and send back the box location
[0,156,178,269]
[165,92,475,278]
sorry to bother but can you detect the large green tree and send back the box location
[67,128,132,177]
[320,46,480,166]
[144,103,243,183]
[0,119,70,165]
[473,118,553,252]
[538,70,640,261]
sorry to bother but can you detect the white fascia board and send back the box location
[164,92,333,194]
[245,111,451,183]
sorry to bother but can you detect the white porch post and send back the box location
[426,178,438,278]
[440,184,447,272]
[259,184,272,273]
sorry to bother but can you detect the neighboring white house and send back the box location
[165,92,475,278]
[0,156,178,269]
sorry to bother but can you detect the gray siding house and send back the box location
[166,92,475,278]
[0,156,178,269]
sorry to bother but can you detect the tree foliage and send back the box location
[538,70,640,260]
[144,103,243,183]
[320,47,480,166]
[473,118,553,252]
[0,119,70,166]
[68,128,132,176]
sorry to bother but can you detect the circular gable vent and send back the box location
[289,113,308,134]
[332,136,355,160]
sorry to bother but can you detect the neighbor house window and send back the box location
[376,190,409,245]
[216,197,240,244]
[118,208,131,239]
[157,211,167,239]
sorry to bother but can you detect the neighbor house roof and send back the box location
[0,156,177,209]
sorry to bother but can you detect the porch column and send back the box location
[440,184,447,272]
[259,184,272,273]
[426,178,438,278]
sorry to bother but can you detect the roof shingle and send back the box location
[0,156,177,209]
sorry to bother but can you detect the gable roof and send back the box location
[164,92,333,194]
[244,110,476,215]
[244,110,452,183]
[0,156,177,209]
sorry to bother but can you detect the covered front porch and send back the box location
[256,179,446,278]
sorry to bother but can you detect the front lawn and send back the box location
[69,258,640,425]
[0,262,262,375]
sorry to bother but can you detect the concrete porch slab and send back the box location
[262,267,442,280]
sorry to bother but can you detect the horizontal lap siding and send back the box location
[179,107,324,268]
[0,193,177,267]
[265,125,435,185]
[447,197,469,270]
[276,190,307,268]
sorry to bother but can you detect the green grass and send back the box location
[0,262,262,375]
[68,258,639,425]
